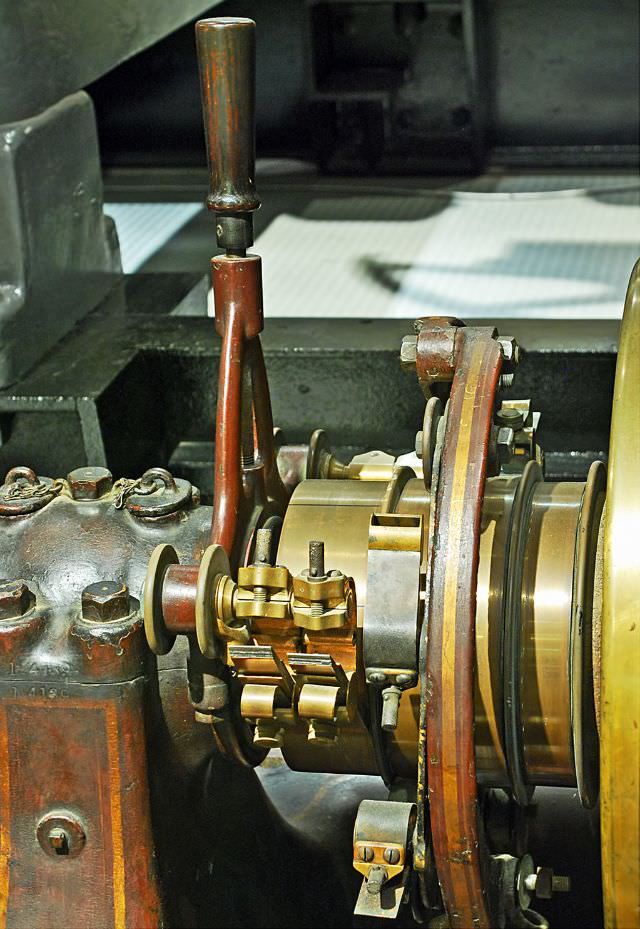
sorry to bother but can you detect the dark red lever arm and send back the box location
[197,17,287,559]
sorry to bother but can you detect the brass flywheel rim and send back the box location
[601,258,640,928]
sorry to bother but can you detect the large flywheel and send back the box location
[601,259,640,929]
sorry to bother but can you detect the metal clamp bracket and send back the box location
[353,799,417,920]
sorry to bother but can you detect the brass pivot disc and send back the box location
[195,544,231,659]
[144,543,179,655]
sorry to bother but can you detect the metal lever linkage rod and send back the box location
[196,17,286,562]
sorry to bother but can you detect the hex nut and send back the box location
[496,426,515,465]
[400,334,418,371]
[81,581,130,623]
[533,866,554,899]
[366,865,388,895]
[498,336,520,372]
[67,467,113,500]
[0,579,35,620]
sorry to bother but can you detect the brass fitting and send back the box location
[236,563,291,621]
[291,541,356,632]
[292,569,354,631]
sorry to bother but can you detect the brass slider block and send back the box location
[230,645,294,746]
[288,652,350,744]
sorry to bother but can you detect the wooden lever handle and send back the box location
[196,17,260,216]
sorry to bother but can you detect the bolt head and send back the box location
[367,670,387,685]
[400,334,418,371]
[496,426,515,464]
[81,581,130,623]
[498,336,520,371]
[359,846,375,863]
[0,579,34,620]
[414,431,424,458]
[67,467,113,500]
[383,847,401,865]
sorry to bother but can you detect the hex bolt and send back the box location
[381,685,402,731]
[367,670,387,685]
[307,718,337,744]
[414,430,424,458]
[400,334,418,372]
[496,407,525,431]
[383,847,401,865]
[67,467,113,501]
[358,846,375,863]
[496,426,515,466]
[0,579,35,620]
[498,336,520,371]
[524,867,571,899]
[81,581,131,623]
[253,719,284,748]
[308,540,325,578]
[366,864,389,895]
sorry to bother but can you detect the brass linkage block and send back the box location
[236,563,291,621]
[291,570,355,631]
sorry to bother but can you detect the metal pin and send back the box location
[308,540,325,578]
